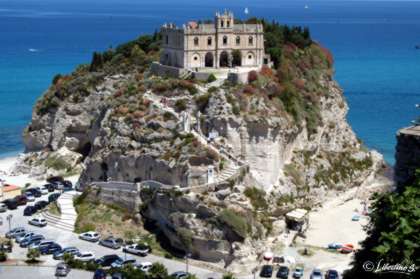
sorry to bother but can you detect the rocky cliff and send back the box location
[20,26,386,270]
[394,126,420,190]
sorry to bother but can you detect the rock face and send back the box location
[394,126,420,190]
[19,36,387,269]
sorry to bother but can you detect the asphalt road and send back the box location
[0,192,222,279]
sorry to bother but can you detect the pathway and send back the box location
[42,191,78,232]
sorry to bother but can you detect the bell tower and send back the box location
[215,10,234,30]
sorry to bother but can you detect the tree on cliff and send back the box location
[343,170,420,279]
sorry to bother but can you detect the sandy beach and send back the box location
[0,155,44,187]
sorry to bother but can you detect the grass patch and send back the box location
[244,187,268,210]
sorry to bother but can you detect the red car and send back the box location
[14,195,28,206]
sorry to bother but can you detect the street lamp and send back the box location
[185,252,192,273]
[6,214,13,231]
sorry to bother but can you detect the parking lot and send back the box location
[0,191,221,279]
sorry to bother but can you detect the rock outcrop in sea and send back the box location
[20,27,387,270]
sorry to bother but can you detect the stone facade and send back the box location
[160,11,265,69]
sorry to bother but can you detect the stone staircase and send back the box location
[144,90,249,188]
[41,191,78,232]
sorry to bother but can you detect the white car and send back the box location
[74,251,95,262]
[0,203,7,212]
[25,193,35,202]
[310,268,323,279]
[40,186,49,195]
[136,262,152,272]
[28,217,47,227]
[122,243,151,256]
[16,232,35,243]
[79,231,100,242]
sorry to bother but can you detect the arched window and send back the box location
[207,37,212,46]
[248,36,254,45]
[236,36,240,45]
[227,20,230,28]
[223,36,228,45]
[194,37,199,46]
[221,20,224,28]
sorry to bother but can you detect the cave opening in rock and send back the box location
[78,142,92,158]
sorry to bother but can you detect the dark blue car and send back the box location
[39,243,62,255]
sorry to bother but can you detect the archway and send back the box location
[244,51,255,66]
[219,51,229,67]
[205,52,214,67]
[232,50,242,67]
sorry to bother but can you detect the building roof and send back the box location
[3,184,20,192]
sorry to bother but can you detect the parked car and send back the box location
[63,180,73,191]
[95,254,122,267]
[327,242,343,250]
[34,200,48,210]
[24,205,37,216]
[3,199,18,210]
[53,247,79,260]
[39,242,62,255]
[99,237,123,249]
[293,267,304,279]
[276,265,289,279]
[16,232,35,243]
[6,227,26,238]
[28,216,47,227]
[170,271,189,279]
[325,269,340,279]
[13,195,28,206]
[26,188,42,198]
[310,268,323,279]
[352,214,360,221]
[55,262,70,277]
[122,243,151,256]
[40,186,49,195]
[260,265,273,278]
[29,239,55,250]
[74,251,95,262]
[44,183,55,192]
[0,203,7,212]
[20,234,44,248]
[93,269,107,279]
[79,231,100,242]
[48,193,61,203]
[25,192,36,202]
[110,257,136,268]
[111,273,124,279]
[47,176,64,185]
[136,262,152,273]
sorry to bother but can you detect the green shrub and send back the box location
[175,99,187,112]
[244,187,268,210]
[207,74,217,83]
[195,93,210,112]
[0,251,7,262]
[217,209,249,239]
[26,248,40,264]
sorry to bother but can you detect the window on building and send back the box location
[221,20,224,28]
[248,54,252,59]
[165,35,169,45]
[236,36,240,45]
[194,56,198,61]
[194,37,199,46]
[227,20,230,28]
[249,36,254,45]
[208,37,212,46]
[223,36,228,45]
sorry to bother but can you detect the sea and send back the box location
[0,0,419,164]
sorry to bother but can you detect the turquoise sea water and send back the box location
[0,0,419,164]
